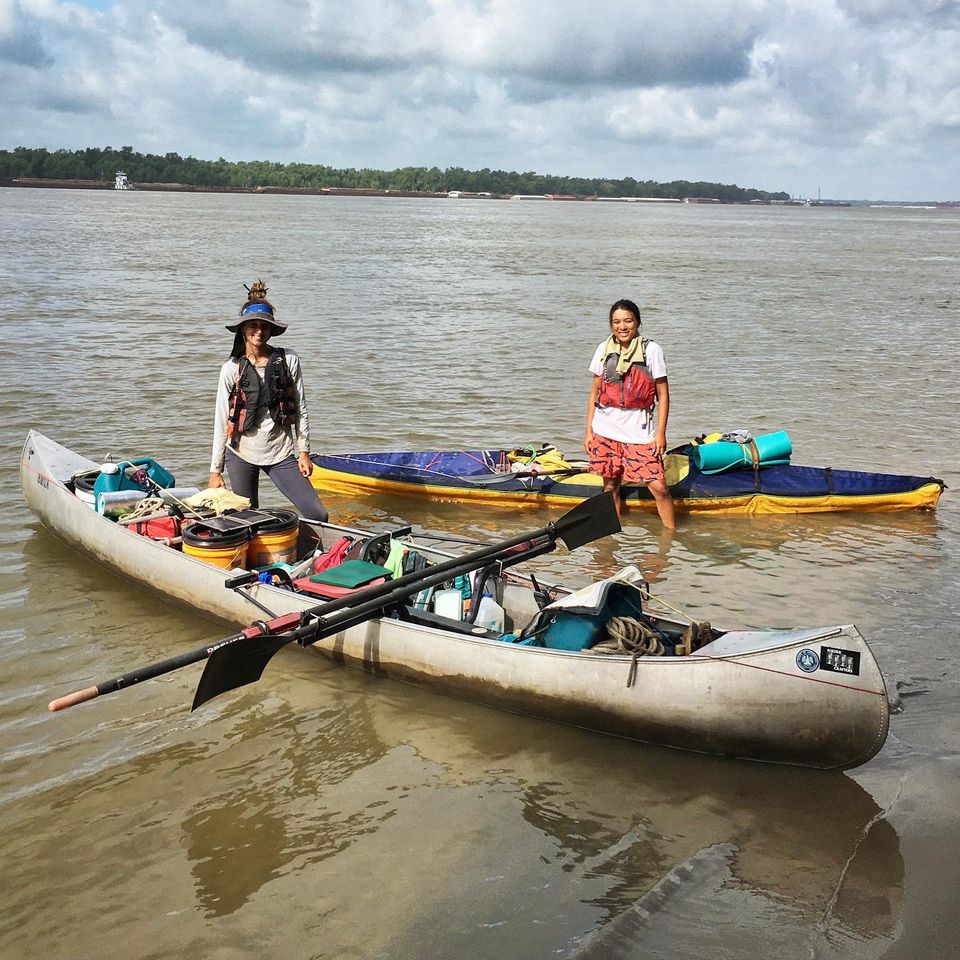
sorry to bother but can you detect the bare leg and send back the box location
[646,477,676,529]
[603,475,623,518]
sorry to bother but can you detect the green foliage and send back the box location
[0,146,790,201]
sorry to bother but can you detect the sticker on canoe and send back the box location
[819,645,861,676]
[796,648,820,673]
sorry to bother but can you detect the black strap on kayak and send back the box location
[824,466,835,494]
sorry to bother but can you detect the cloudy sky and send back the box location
[2,0,958,200]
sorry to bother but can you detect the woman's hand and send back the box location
[298,451,313,478]
[653,431,667,458]
[208,471,225,489]
[583,430,593,454]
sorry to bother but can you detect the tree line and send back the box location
[0,145,789,201]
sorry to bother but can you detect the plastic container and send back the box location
[248,509,300,568]
[433,588,463,620]
[92,457,177,499]
[474,593,506,633]
[181,525,249,570]
[73,474,98,508]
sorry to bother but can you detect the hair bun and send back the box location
[244,278,269,302]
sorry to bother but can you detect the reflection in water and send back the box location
[348,692,904,959]
[570,827,902,960]
[518,750,901,955]
[182,701,392,917]
[183,804,289,917]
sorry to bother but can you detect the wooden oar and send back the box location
[48,492,620,713]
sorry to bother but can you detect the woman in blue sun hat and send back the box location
[208,279,329,521]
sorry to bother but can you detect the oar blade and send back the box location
[554,491,621,550]
[191,633,293,710]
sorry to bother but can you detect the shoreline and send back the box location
[0,176,866,206]
[6,176,958,207]
[0,176,454,199]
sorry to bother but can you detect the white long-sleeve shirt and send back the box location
[210,348,311,472]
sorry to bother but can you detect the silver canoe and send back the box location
[21,430,890,770]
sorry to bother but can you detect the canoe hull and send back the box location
[316,620,888,769]
[22,431,890,769]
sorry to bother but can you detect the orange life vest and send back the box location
[596,339,656,411]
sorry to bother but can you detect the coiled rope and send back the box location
[591,609,722,688]
[124,496,169,520]
[592,616,666,687]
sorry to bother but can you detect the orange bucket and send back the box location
[181,525,249,570]
[248,509,300,568]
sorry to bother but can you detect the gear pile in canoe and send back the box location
[24,430,892,770]
[308,433,944,515]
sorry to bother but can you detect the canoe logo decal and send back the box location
[819,645,861,676]
[796,648,820,673]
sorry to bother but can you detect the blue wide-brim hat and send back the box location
[226,301,288,334]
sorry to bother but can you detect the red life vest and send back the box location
[596,339,656,411]
[226,347,298,447]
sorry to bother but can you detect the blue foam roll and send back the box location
[692,431,792,475]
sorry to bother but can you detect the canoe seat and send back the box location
[293,577,389,599]
[293,559,391,599]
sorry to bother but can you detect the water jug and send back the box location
[433,589,463,620]
[475,594,505,633]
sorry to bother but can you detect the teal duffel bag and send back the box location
[692,430,792,475]
[540,582,646,651]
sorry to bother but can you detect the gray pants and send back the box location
[225,449,329,522]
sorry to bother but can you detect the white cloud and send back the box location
[2,0,959,198]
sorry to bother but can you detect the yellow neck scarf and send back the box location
[602,335,644,376]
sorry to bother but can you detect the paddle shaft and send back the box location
[302,539,555,638]
[282,489,613,620]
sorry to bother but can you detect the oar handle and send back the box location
[47,636,240,712]
[48,687,99,712]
